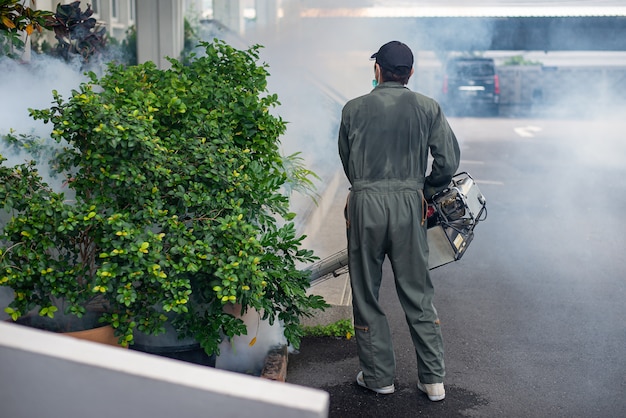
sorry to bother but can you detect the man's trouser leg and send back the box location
[387,190,445,384]
[347,188,395,389]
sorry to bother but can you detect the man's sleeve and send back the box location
[338,108,350,179]
[424,104,461,200]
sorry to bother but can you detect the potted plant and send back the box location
[0,39,327,355]
[0,0,53,59]
[46,1,107,63]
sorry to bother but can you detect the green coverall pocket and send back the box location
[344,192,351,229]
[354,324,369,333]
[419,189,427,225]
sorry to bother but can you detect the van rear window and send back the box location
[449,62,495,77]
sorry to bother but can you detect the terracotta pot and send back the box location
[9,310,125,348]
[64,325,123,347]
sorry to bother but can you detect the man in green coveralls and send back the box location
[338,41,460,401]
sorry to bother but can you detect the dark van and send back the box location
[441,57,500,116]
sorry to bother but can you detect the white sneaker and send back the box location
[356,371,395,395]
[417,381,445,401]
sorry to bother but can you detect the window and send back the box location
[112,0,119,19]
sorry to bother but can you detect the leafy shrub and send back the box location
[0,39,327,354]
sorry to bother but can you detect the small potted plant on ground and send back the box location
[0,39,327,355]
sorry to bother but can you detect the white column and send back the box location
[136,0,184,69]
[255,0,279,29]
[213,0,243,34]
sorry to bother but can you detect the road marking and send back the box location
[460,159,485,165]
[514,125,542,137]
[476,179,504,186]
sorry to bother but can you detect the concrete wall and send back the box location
[0,321,329,418]
[413,64,626,115]
[496,65,626,106]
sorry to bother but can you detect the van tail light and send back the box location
[443,74,448,94]
[494,74,500,95]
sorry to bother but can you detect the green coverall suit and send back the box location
[338,81,460,388]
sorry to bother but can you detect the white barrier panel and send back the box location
[0,321,329,418]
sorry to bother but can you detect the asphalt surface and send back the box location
[286,115,626,418]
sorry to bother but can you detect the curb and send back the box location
[260,345,288,382]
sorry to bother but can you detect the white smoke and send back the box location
[0,56,87,140]
[215,306,289,375]
[0,55,88,193]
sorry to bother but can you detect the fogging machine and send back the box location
[306,172,487,285]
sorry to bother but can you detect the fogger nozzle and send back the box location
[303,173,487,286]
[305,248,349,285]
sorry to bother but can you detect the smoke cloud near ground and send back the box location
[216,306,288,375]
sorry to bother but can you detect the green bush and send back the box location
[0,39,327,354]
[502,55,542,66]
[301,319,354,339]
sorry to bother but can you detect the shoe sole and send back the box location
[356,372,395,395]
[417,382,445,401]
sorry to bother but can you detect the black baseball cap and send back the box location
[370,41,414,75]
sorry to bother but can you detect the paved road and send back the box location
[287,115,626,417]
